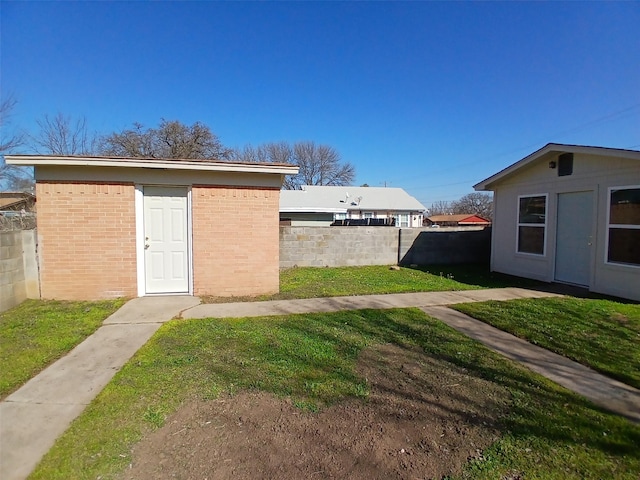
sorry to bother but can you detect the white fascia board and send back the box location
[4,155,299,176]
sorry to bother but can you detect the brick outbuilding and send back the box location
[5,155,298,300]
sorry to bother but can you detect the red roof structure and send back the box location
[0,192,36,212]
[426,214,491,226]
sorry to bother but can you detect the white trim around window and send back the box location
[395,213,409,228]
[605,185,640,268]
[516,193,548,256]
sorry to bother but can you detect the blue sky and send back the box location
[2,1,639,208]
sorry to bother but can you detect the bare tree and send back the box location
[231,141,355,190]
[99,122,154,157]
[263,142,294,164]
[229,145,263,163]
[0,95,33,192]
[99,119,230,160]
[229,142,293,164]
[30,113,97,155]
[429,200,454,216]
[0,96,24,153]
[293,142,354,188]
[451,192,493,219]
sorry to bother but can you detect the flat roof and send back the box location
[5,155,299,176]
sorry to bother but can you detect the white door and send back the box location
[555,191,593,286]
[143,186,189,294]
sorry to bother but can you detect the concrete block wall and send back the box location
[192,185,281,296]
[35,181,137,300]
[280,226,399,268]
[280,226,491,268]
[399,227,491,266]
[0,230,39,312]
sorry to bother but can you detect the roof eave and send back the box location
[4,155,299,176]
[474,143,640,191]
[474,143,558,191]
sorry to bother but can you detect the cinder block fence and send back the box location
[0,230,40,312]
[1,226,490,309]
[280,226,491,268]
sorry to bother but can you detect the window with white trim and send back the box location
[517,195,546,255]
[334,213,346,221]
[607,186,640,266]
[395,213,409,228]
[363,212,374,219]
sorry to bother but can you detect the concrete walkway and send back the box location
[421,306,640,424]
[183,287,561,319]
[2,287,639,480]
[186,288,640,423]
[0,296,200,480]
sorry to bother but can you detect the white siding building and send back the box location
[280,185,426,228]
[475,143,640,301]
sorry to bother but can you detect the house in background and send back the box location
[280,185,426,227]
[0,192,36,213]
[5,155,297,301]
[474,143,640,301]
[0,192,37,230]
[425,214,491,227]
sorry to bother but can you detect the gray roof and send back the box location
[280,185,426,213]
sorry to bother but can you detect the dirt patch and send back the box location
[122,343,508,479]
[610,312,629,324]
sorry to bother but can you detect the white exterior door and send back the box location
[143,186,189,294]
[555,191,593,286]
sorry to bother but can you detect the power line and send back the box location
[406,179,478,190]
[546,103,640,141]
[388,102,640,184]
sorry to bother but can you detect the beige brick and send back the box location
[36,181,137,300]
[36,181,281,300]
[192,185,280,297]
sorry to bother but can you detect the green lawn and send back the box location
[0,298,125,399]
[31,308,640,480]
[453,297,640,389]
[203,264,543,302]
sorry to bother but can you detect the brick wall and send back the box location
[192,185,281,296]
[36,182,137,300]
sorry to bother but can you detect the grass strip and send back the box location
[31,308,640,479]
[0,298,125,399]
[203,264,543,302]
[453,297,640,389]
